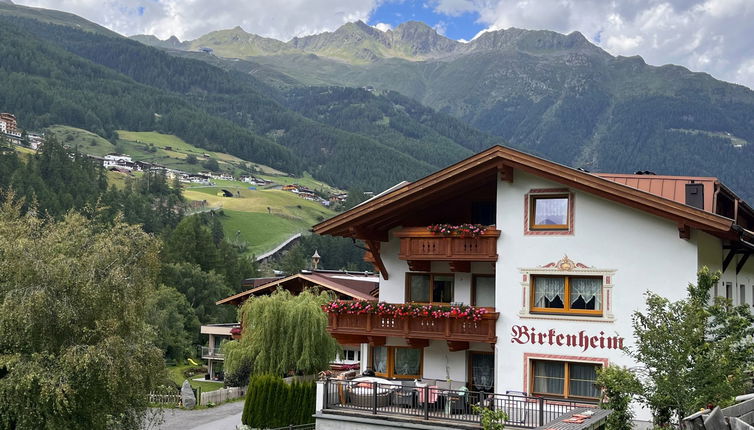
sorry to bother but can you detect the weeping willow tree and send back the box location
[224,289,339,378]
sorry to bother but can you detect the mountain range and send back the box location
[133,20,754,200]
[0,1,753,201]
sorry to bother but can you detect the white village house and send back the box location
[311,145,754,428]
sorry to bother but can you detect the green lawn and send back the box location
[46,125,116,156]
[220,209,308,256]
[167,363,224,393]
[183,187,335,255]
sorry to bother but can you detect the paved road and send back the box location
[150,401,244,430]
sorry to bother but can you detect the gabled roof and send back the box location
[314,145,735,240]
[217,271,379,306]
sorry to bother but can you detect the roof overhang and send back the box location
[217,273,377,305]
[314,146,734,240]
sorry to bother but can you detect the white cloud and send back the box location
[373,22,392,32]
[432,0,754,89]
[12,0,754,89]
[14,0,380,41]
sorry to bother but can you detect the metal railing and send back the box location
[267,424,315,430]
[200,346,224,359]
[321,379,595,428]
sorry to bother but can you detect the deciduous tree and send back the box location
[224,289,339,378]
[0,196,164,430]
[631,268,754,425]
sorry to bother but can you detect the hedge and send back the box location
[241,375,316,428]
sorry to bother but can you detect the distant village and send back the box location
[0,112,350,207]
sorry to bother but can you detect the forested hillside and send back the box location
[149,21,754,201]
[0,10,498,191]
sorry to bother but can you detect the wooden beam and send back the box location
[406,338,430,348]
[736,253,751,275]
[678,223,691,240]
[447,341,469,352]
[364,240,389,280]
[498,162,513,183]
[723,249,736,273]
[449,261,471,273]
[367,336,386,346]
[407,260,431,272]
[331,334,369,345]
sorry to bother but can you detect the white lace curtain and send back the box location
[394,348,420,376]
[534,277,564,307]
[373,346,387,373]
[569,278,602,310]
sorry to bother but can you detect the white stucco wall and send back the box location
[369,167,740,423]
[495,171,700,421]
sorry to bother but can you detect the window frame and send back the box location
[529,193,571,231]
[371,346,423,380]
[405,273,455,304]
[471,274,496,309]
[530,359,602,400]
[530,275,603,316]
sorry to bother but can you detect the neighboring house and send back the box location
[27,133,44,150]
[202,270,380,380]
[0,113,18,135]
[312,145,754,427]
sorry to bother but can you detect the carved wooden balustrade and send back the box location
[395,227,500,264]
[327,306,498,349]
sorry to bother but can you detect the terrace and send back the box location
[317,379,600,429]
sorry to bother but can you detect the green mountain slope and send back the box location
[0,8,497,191]
[142,21,754,200]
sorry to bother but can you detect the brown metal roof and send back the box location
[595,174,718,212]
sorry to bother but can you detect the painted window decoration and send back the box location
[407,273,454,304]
[372,346,422,379]
[531,275,603,316]
[531,360,601,399]
[530,195,570,230]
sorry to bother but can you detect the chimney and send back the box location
[685,182,704,209]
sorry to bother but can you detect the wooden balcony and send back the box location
[327,309,499,349]
[395,227,500,263]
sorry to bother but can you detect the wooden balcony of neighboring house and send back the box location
[394,227,500,272]
[326,304,498,351]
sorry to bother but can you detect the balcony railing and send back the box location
[201,346,224,360]
[327,309,498,344]
[395,227,500,262]
[320,379,602,428]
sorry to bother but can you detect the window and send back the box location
[726,282,733,300]
[472,275,495,308]
[406,273,454,303]
[530,194,570,230]
[372,346,422,379]
[741,284,747,306]
[342,349,360,362]
[531,275,602,316]
[531,360,601,399]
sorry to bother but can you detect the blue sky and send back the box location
[368,1,485,40]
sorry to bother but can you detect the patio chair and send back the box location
[392,380,416,408]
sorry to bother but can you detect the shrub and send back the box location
[596,366,643,430]
[241,375,315,428]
